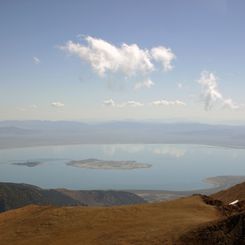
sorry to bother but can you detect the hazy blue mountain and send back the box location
[1,120,245,148]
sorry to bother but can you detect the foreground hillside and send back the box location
[211,182,245,204]
[0,195,220,245]
[177,210,245,245]
[1,182,245,244]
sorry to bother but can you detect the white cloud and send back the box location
[29,104,38,110]
[125,101,144,107]
[60,36,175,85]
[198,71,222,110]
[151,100,186,106]
[17,107,27,112]
[198,71,239,110]
[151,46,176,71]
[17,104,38,112]
[177,83,183,89]
[134,78,154,90]
[222,98,239,110]
[33,57,40,64]
[103,99,143,108]
[103,99,116,107]
[51,102,65,108]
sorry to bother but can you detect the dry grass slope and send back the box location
[211,182,245,204]
[0,195,221,245]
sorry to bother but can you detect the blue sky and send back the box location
[0,0,244,123]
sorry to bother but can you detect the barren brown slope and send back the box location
[57,189,145,206]
[0,195,221,245]
[177,211,245,245]
[211,182,245,204]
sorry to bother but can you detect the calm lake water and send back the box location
[0,144,244,191]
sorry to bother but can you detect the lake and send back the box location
[0,144,244,191]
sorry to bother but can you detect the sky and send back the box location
[0,0,245,123]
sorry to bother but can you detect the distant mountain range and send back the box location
[0,182,145,212]
[1,120,245,148]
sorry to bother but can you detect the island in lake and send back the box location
[12,161,42,167]
[67,158,152,170]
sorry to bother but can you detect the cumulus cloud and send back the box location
[59,36,175,87]
[103,99,143,108]
[33,57,40,64]
[51,102,65,108]
[198,71,239,110]
[151,100,186,106]
[151,46,176,71]
[134,78,154,90]
[60,37,154,76]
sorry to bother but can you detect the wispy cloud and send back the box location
[151,100,186,106]
[198,71,239,110]
[222,98,240,110]
[17,104,38,112]
[103,99,116,107]
[104,99,186,108]
[33,57,40,65]
[125,101,144,107]
[51,102,65,108]
[29,104,38,109]
[134,78,154,90]
[103,99,143,108]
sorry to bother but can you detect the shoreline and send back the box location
[129,175,245,202]
[1,175,244,203]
